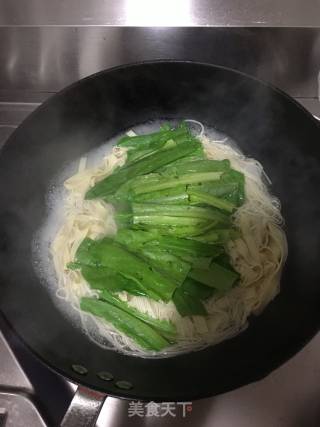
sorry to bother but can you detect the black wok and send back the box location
[1,61,320,425]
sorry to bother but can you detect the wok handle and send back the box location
[61,386,106,427]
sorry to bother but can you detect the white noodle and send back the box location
[184,119,205,138]
[50,126,287,358]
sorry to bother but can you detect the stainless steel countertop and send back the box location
[0,28,319,107]
[1,0,320,27]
